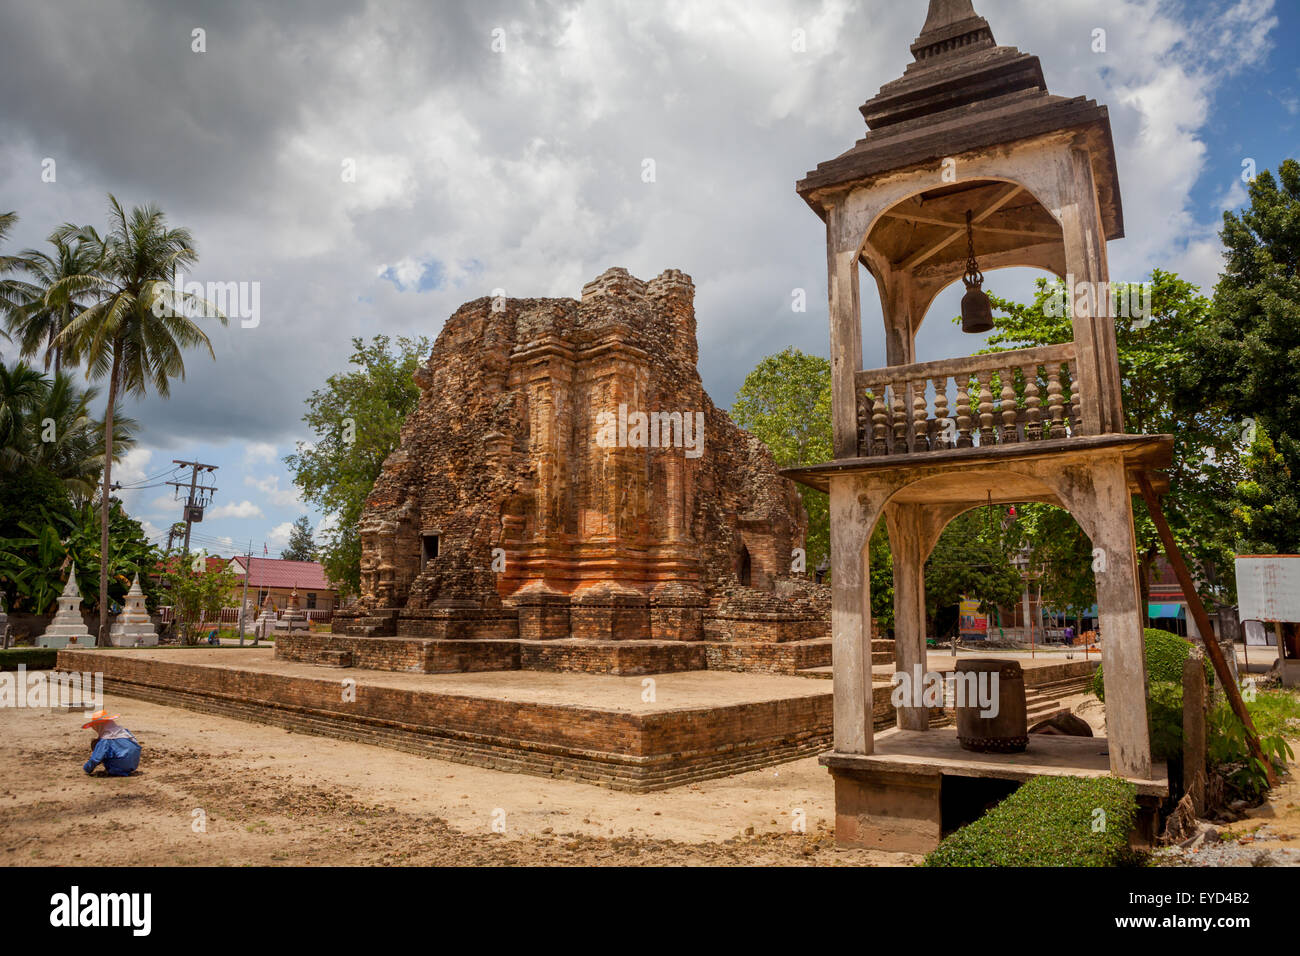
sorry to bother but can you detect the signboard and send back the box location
[959,597,988,638]
[1235,555,1300,623]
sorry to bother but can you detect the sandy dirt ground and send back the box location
[0,692,915,867]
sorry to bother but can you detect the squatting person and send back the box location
[82,710,141,776]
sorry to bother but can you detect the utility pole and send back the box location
[166,460,219,557]
[238,540,252,646]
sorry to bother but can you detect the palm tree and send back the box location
[0,361,46,467]
[3,227,96,374]
[54,195,224,644]
[0,211,25,346]
[0,361,135,497]
[27,372,136,500]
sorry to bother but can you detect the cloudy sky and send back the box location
[1,0,1296,557]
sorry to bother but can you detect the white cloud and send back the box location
[0,0,1282,452]
[243,442,278,465]
[208,500,265,520]
[267,522,295,548]
[244,474,303,509]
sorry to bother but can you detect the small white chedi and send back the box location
[253,593,278,641]
[109,573,159,647]
[37,563,94,649]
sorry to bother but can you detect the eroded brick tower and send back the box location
[312,267,832,674]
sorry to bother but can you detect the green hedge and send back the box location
[0,648,59,670]
[923,776,1142,867]
[1092,628,1210,700]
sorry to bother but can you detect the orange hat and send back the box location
[81,710,120,729]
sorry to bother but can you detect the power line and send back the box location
[165,459,218,555]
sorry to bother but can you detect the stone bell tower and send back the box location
[786,0,1174,849]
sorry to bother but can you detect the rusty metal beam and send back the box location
[1135,472,1276,788]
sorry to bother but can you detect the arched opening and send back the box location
[738,545,752,587]
[857,177,1067,370]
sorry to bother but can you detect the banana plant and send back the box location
[0,518,69,614]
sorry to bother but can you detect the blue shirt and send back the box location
[84,733,141,776]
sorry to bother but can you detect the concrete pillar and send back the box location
[1056,142,1123,435]
[886,503,930,731]
[829,474,879,754]
[826,206,864,460]
[1088,457,1152,779]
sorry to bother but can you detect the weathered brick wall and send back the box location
[277,632,520,673]
[56,649,832,791]
[519,640,706,675]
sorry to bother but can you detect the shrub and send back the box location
[1208,697,1296,800]
[0,647,59,670]
[1092,628,1210,700]
[923,775,1142,867]
[1147,680,1185,762]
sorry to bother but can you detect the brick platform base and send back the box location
[55,648,833,792]
[276,631,831,676]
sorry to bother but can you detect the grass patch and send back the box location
[923,776,1142,867]
[1245,687,1300,738]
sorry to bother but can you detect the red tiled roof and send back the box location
[233,556,333,591]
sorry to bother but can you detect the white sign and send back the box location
[1236,556,1300,623]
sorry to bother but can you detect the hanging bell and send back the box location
[960,209,994,334]
[961,283,994,334]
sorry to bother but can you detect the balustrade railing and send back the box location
[854,343,1081,457]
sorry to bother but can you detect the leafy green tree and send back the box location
[281,515,317,562]
[1,360,134,507]
[731,347,832,570]
[0,211,26,331]
[3,228,96,374]
[1009,505,1095,633]
[0,361,44,463]
[982,270,1242,609]
[924,509,1023,636]
[1231,427,1300,553]
[1180,158,1300,553]
[0,362,134,500]
[53,195,222,643]
[285,335,430,594]
[160,560,238,644]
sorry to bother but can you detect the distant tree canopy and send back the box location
[732,249,1292,634]
[281,515,317,562]
[731,347,832,570]
[983,269,1244,611]
[285,335,430,595]
[1179,158,1300,554]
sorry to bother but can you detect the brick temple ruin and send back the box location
[279,267,839,677]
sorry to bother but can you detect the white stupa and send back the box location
[38,563,95,649]
[109,573,159,647]
[253,593,278,641]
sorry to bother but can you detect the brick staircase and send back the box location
[1024,686,1065,725]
